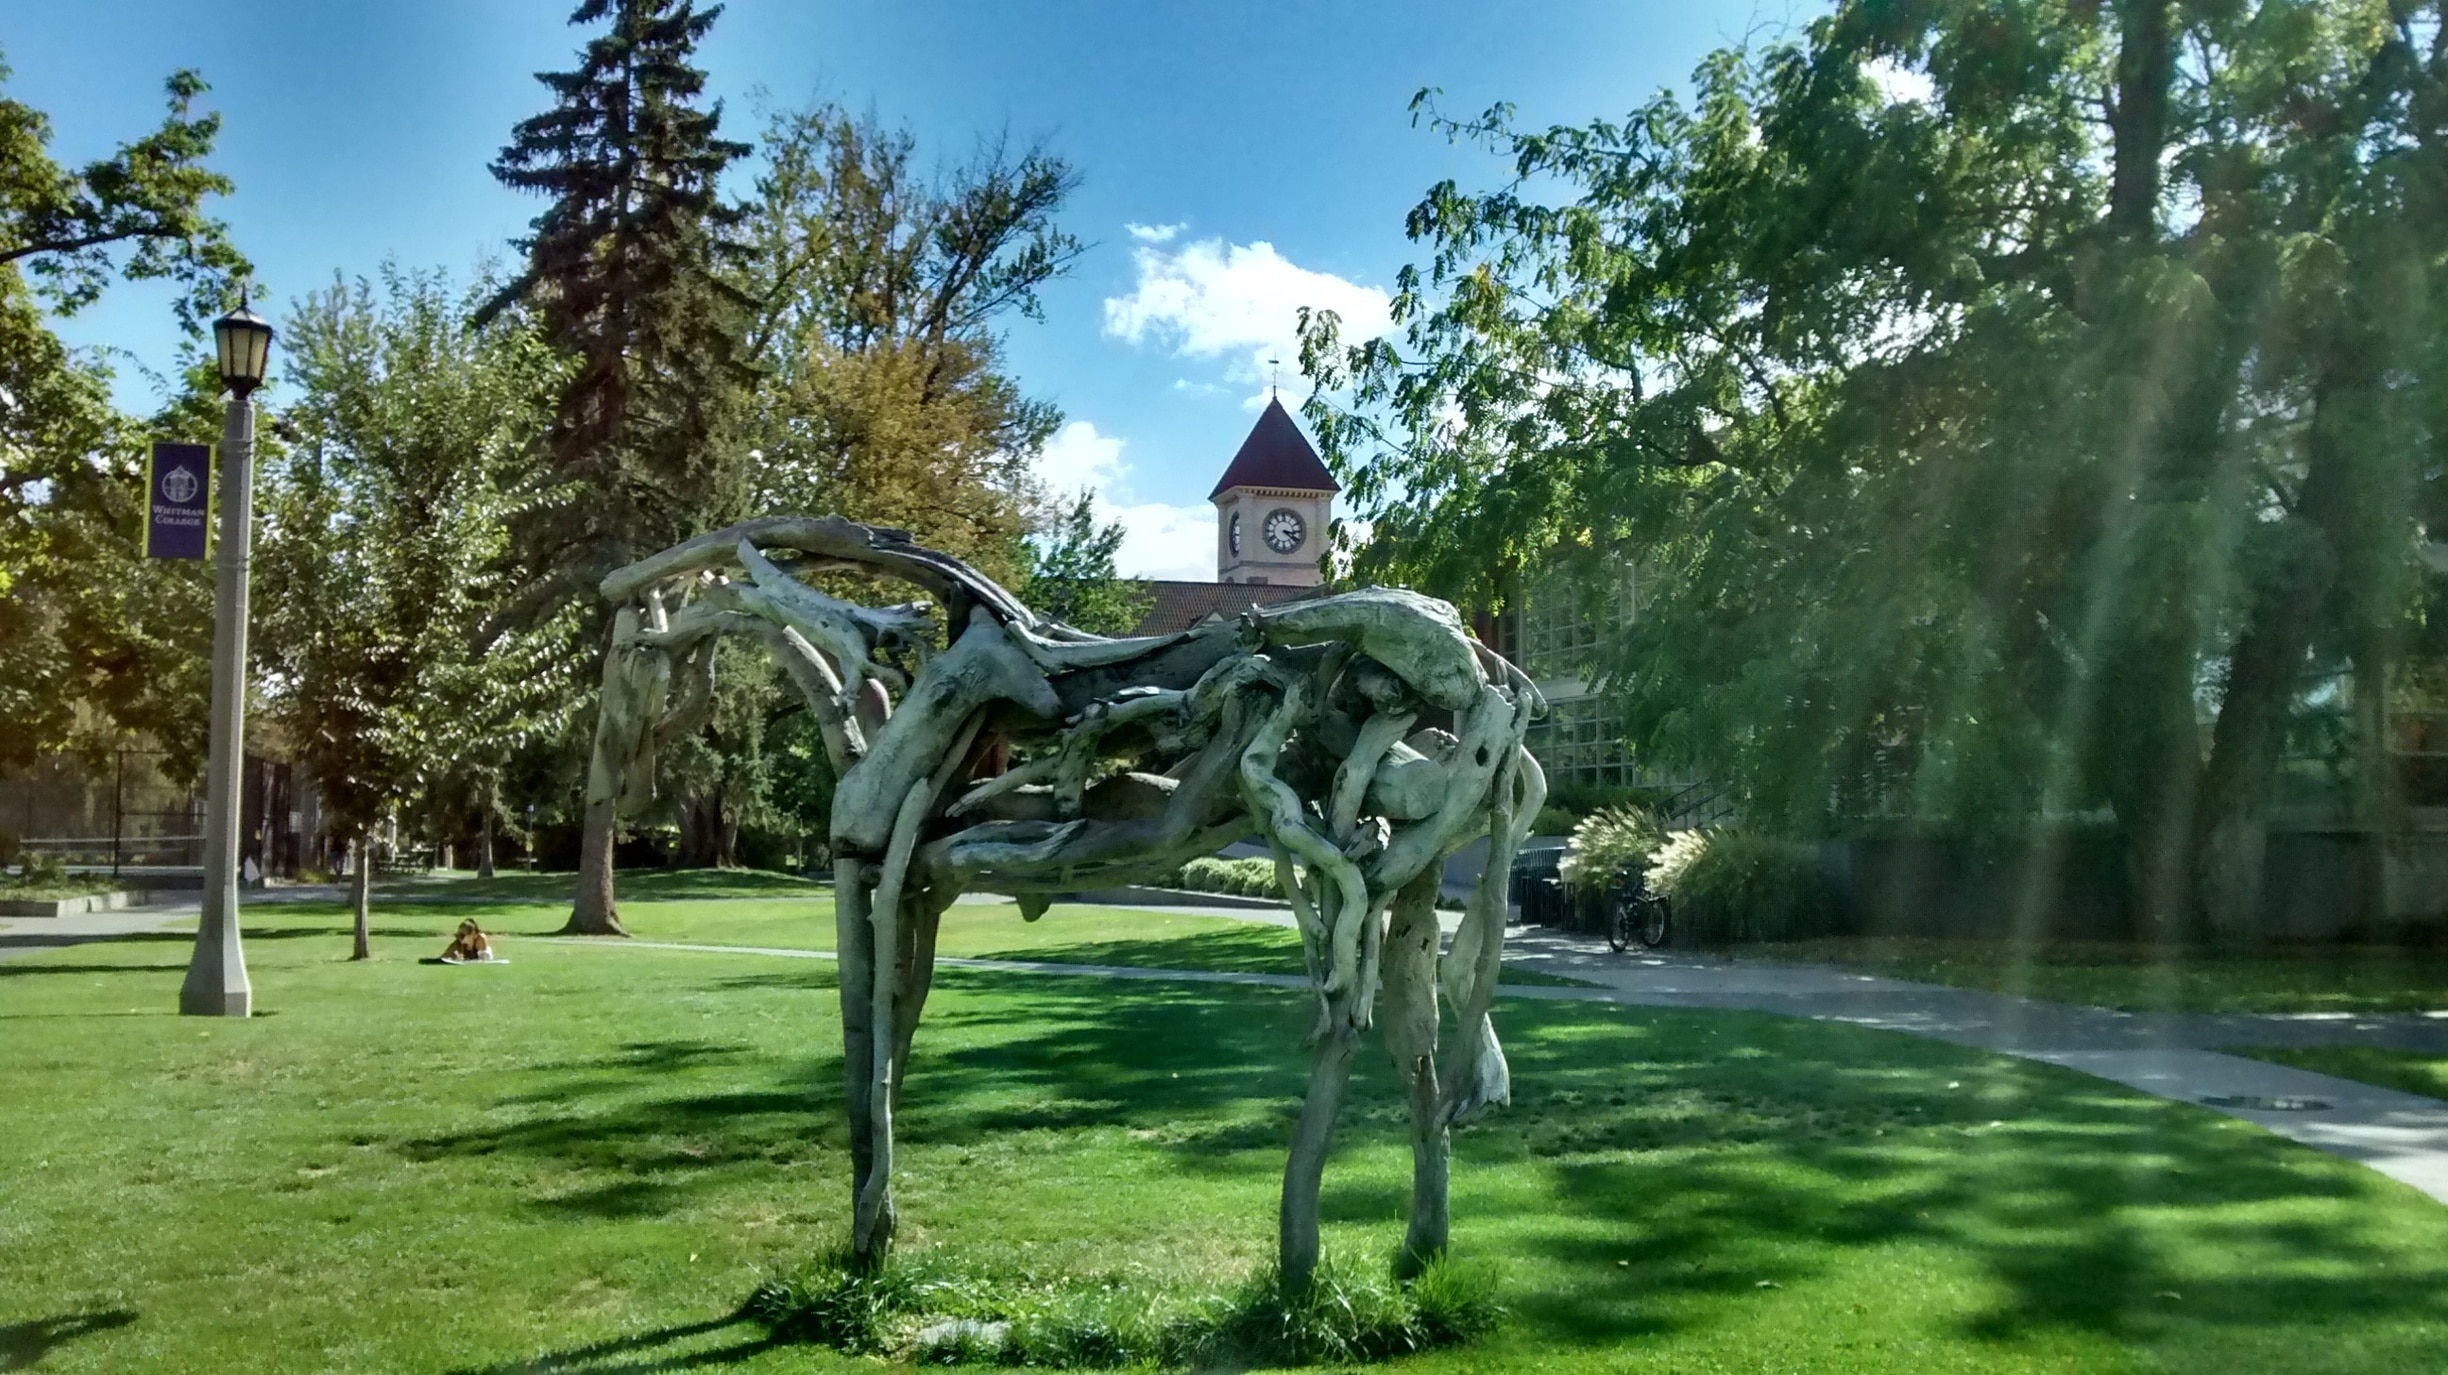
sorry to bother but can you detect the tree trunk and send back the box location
[350,833,372,961]
[1279,1023,1361,1290]
[564,790,625,935]
[2350,625,2401,928]
[476,796,497,880]
[2107,0,2174,238]
[2193,531,2334,939]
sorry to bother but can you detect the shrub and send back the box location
[1646,828,1710,895]
[744,1248,930,1354]
[749,1248,1503,1368]
[1559,806,1662,894]
[1652,829,1838,944]
[1167,856,1282,900]
[13,849,67,887]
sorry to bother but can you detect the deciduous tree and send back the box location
[258,268,574,955]
[0,56,244,779]
[1306,0,2448,937]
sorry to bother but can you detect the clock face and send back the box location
[1263,507,1306,555]
[1228,511,1241,556]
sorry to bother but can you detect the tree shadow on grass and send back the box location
[393,869,821,909]
[986,928,1305,976]
[901,971,2448,1356]
[359,961,2448,1361]
[390,1035,838,1219]
[0,924,448,967]
[0,1310,136,1371]
[447,1315,777,1373]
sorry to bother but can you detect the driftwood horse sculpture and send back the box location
[582,516,1545,1281]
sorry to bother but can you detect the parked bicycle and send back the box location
[1602,866,1670,952]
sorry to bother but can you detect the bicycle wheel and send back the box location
[1635,893,1670,949]
[1604,888,1635,953]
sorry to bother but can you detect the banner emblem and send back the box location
[144,441,212,559]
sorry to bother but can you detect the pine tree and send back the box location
[484,0,751,934]
[1021,492,1151,637]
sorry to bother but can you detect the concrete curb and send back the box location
[0,890,150,918]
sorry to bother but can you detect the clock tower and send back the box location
[1212,396,1338,586]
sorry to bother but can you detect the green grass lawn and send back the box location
[6,897,2448,1372]
[2225,1046,2448,1101]
[350,869,1590,986]
[1750,936,2448,1015]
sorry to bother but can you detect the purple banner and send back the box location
[144,442,211,559]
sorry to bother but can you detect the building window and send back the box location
[1526,695,1638,793]
[1516,563,1638,684]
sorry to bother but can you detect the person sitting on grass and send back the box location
[440,919,495,963]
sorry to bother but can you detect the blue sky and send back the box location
[12,0,1813,579]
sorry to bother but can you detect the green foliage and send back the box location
[1559,805,1661,894]
[1018,491,1153,636]
[743,1246,921,1354]
[0,56,242,778]
[1165,855,1282,899]
[1304,1,2448,932]
[256,267,578,844]
[1656,830,1839,945]
[485,0,754,591]
[747,1248,1503,1368]
[9,847,66,887]
[0,54,246,328]
[730,101,1080,583]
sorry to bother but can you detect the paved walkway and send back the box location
[13,891,2448,1205]
[1492,929,2448,1203]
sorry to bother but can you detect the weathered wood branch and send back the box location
[583,516,1538,1279]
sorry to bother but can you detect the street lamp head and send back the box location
[212,288,275,398]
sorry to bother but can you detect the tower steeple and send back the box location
[1211,398,1338,586]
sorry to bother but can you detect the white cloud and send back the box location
[1126,221,1186,244]
[1039,418,1127,494]
[1105,498,1216,582]
[1864,57,1935,106]
[1036,419,1214,582]
[1104,236,1392,401]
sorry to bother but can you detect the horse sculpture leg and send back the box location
[1380,870,1448,1275]
[1278,1012,1363,1288]
[834,857,884,1265]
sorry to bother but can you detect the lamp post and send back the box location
[179,292,274,1018]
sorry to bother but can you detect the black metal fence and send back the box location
[0,750,302,879]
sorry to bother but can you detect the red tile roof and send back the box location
[1208,397,1340,499]
[1130,580,1322,636]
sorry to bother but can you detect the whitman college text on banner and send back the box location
[143,441,212,559]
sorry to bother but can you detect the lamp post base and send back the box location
[179,910,252,1018]
[178,985,252,1018]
